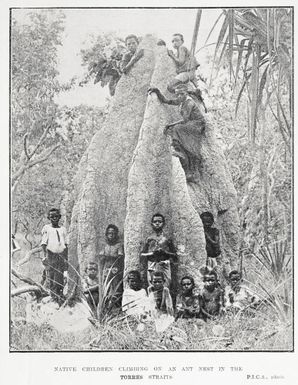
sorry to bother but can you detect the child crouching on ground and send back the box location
[147,271,174,317]
[83,262,99,312]
[175,275,201,320]
[225,270,260,314]
[122,270,148,317]
[200,270,224,320]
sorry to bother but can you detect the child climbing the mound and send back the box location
[41,208,68,304]
[148,85,206,182]
[141,213,177,289]
[148,271,174,317]
[122,270,148,317]
[83,261,100,312]
[167,33,199,93]
[120,34,144,74]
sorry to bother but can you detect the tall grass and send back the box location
[11,240,293,351]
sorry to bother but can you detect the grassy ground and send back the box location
[11,295,292,351]
[11,241,292,351]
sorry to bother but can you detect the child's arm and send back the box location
[168,46,187,66]
[121,49,144,74]
[41,244,47,259]
[140,239,154,259]
[205,229,220,245]
[40,225,48,259]
[83,284,99,294]
[148,88,180,105]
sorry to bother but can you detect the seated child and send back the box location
[200,212,221,270]
[200,270,224,320]
[175,275,201,320]
[167,33,199,93]
[148,271,174,317]
[141,213,176,288]
[122,270,148,317]
[83,262,99,311]
[225,270,259,312]
[120,34,144,74]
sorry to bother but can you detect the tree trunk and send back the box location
[67,35,240,300]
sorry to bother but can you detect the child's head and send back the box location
[172,33,184,49]
[200,212,214,228]
[151,213,165,232]
[229,270,242,288]
[151,271,165,291]
[105,224,119,243]
[47,208,61,226]
[174,84,189,103]
[180,275,195,295]
[127,270,142,290]
[125,34,139,54]
[85,262,98,279]
[203,270,218,291]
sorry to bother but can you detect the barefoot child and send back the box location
[41,208,68,304]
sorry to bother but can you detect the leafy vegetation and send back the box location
[11,8,293,351]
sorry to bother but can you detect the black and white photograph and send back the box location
[9,6,293,354]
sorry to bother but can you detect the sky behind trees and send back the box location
[13,8,221,107]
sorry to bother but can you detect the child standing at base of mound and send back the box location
[200,212,221,267]
[175,275,201,320]
[147,271,174,317]
[200,270,224,321]
[122,270,148,317]
[141,213,177,289]
[41,208,68,304]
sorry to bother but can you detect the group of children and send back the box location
[121,268,258,322]
[85,213,258,320]
[95,31,201,100]
[40,207,259,321]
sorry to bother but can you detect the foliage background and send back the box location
[10,8,293,351]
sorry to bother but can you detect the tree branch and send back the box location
[11,268,48,296]
[11,285,43,297]
[29,122,52,159]
[12,143,61,187]
[23,133,31,160]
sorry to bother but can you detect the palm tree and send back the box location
[206,8,292,147]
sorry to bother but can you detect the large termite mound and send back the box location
[67,35,240,297]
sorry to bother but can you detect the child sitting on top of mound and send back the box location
[167,33,199,93]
